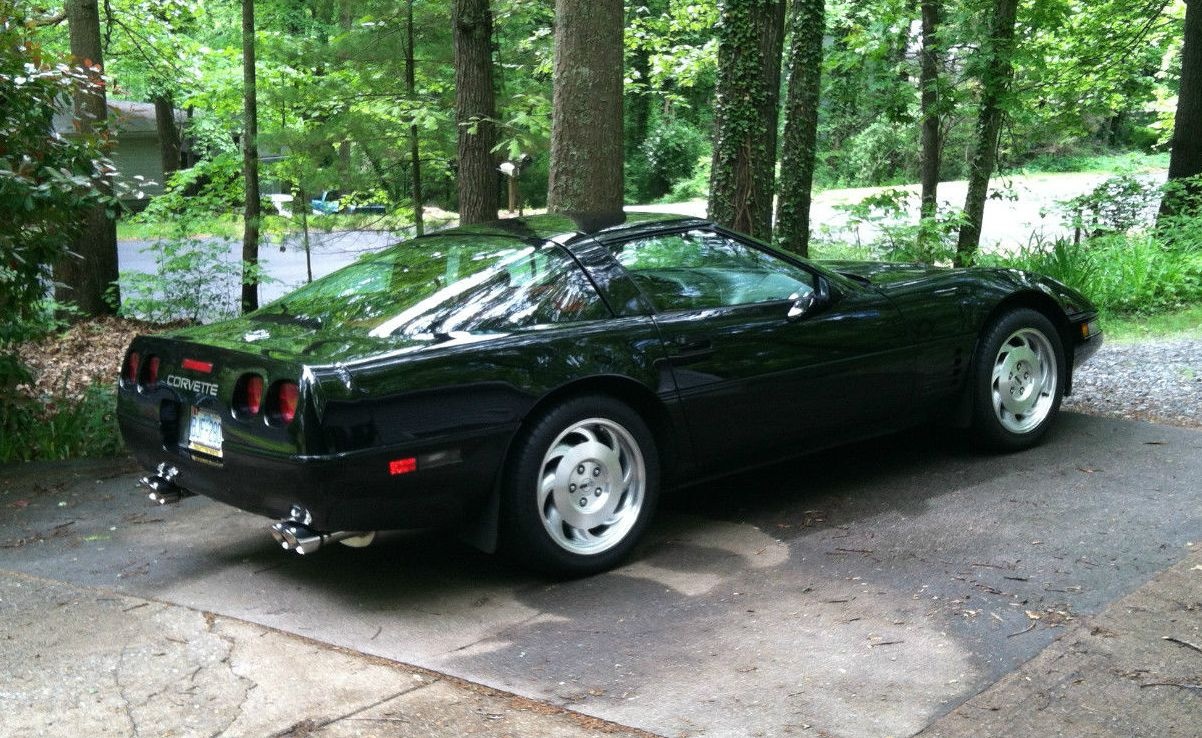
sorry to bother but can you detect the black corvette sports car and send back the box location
[119,212,1102,575]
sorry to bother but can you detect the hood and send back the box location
[820,260,952,286]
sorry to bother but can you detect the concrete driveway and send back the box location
[2,412,1200,737]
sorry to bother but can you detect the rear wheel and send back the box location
[501,395,659,576]
[971,308,1065,451]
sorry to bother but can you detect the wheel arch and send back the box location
[457,374,682,555]
[949,290,1075,428]
[979,290,1075,393]
[521,375,680,480]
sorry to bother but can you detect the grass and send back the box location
[1103,304,1202,342]
[1017,150,1169,176]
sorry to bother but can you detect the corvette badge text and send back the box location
[166,375,219,396]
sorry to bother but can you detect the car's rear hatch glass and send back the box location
[250,234,606,341]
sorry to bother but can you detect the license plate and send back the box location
[187,407,223,458]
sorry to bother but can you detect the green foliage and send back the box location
[0,383,123,464]
[982,233,1202,316]
[1060,174,1161,239]
[140,153,245,220]
[628,118,706,201]
[663,154,712,202]
[979,173,1202,318]
[0,7,122,343]
[817,188,966,264]
[120,231,243,324]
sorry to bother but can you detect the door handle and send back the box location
[666,337,714,364]
[673,337,712,352]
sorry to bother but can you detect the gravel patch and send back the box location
[1063,337,1202,429]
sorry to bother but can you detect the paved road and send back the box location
[2,413,1199,737]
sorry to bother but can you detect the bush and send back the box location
[628,119,707,201]
[980,233,1202,317]
[0,383,123,463]
[663,155,711,202]
[818,188,965,265]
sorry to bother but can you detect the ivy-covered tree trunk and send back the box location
[547,0,624,217]
[240,0,260,313]
[57,0,119,316]
[955,0,1019,266]
[453,0,499,225]
[918,0,942,256]
[709,0,786,240]
[775,0,825,258]
[1159,0,1202,220]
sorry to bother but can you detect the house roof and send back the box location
[52,99,186,136]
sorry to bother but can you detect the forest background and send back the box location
[1,0,1200,461]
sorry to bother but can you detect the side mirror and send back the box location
[787,292,818,321]
[786,278,831,322]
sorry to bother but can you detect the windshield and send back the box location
[251,234,608,339]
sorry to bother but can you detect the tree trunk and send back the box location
[57,0,118,316]
[547,0,625,219]
[1159,0,1202,221]
[955,0,1019,266]
[918,0,943,260]
[708,0,786,240]
[627,42,651,155]
[406,0,424,234]
[774,0,824,258]
[453,0,499,225]
[153,93,182,177]
[241,0,260,313]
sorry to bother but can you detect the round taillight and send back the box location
[234,374,265,417]
[123,351,140,384]
[269,381,300,425]
[143,355,160,389]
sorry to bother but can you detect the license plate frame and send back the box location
[187,406,223,458]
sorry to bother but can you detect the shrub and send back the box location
[980,233,1202,317]
[629,119,707,201]
[0,383,123,463]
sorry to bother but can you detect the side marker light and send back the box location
[389,458,417,476]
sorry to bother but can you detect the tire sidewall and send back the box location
[972,308,1066,452]
[500,395,660,576]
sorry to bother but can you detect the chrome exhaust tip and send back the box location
[140,464,194,504]
[269,521,368,555]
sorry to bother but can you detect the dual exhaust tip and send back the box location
[141,463,195,505]
[141,465,371,555]
[269,522,370,555]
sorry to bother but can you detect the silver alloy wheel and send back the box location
[537,417,646,556]
[991,327,1058,434]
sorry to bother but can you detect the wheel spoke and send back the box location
[533,415,647,557]
[988,326,1059,435]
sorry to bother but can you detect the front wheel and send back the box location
[971,308,1066,451]
[500,395,659,577]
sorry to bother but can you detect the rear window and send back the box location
[253,235,608,338]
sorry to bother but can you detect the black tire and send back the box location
[500,395,659,577]
[971,308,1066,452]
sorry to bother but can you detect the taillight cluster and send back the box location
[122,351,160,389]
[234,373,299,425]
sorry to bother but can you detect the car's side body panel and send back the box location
[117,213,1102,543]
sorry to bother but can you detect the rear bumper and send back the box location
[119,414,512,531]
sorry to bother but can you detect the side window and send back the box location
[609,229,815,312]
